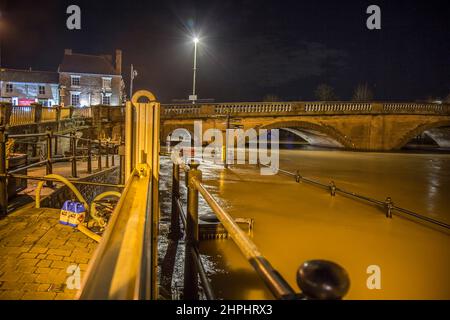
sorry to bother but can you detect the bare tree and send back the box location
[444,93,450,103]
[352,83,374,101]
[315,84,336,101]
[263,94,280,102]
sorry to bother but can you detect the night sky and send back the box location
[0,0,449,103]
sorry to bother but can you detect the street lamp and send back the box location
[189,37,199,104]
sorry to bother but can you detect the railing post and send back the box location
[105,141,110,168]
[0,103,12,126]
[183,161,202,300]
[45,128,53,187]
[69,106,74,119]
[33,103,42,123]
[169,162,181,240]
[119,139,125,184]
[97,141,102,171]
[71,131,78,178]
[111,143,115,166]
[87,139,92,174]
[0,127,8,216]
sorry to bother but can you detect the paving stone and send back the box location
[36,267,52,274]
[29,247,48,254]
[54,292,75,300]
[51,260,69,269]
[21,292,56,300]
[19,252,38,259]
[47,254,63,261]
[1,281,24,290]
[36,260,52,268]
[47,249,72,257]
[0,290,23,299]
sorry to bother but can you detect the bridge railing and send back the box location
[162,101,449,118]
[0,103,122,127]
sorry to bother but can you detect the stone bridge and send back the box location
[161,101,450,151]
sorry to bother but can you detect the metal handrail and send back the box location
[191,175,298,299]
[78,165,154,299]
[264,164,450,230]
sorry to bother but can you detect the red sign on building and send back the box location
[18,98,36,106]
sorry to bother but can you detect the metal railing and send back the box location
[171,158,351,300]
[0,125,123,216]
[264,164,450,231]
[78,90,160,300]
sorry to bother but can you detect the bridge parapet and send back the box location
[162,101,449,118]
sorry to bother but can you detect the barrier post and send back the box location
[169,163,181,240]
[87,139,92,174]
[71,131,78,178]
[0,127,8,216]
[45,128,53,187]
[111,143,115,166]
[97,141,102,171]
[183,161,202,300]
[105,142,110,168]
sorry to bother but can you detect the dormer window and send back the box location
[39,85,45,95]
[102,77,112,89]
[71,75,80,86]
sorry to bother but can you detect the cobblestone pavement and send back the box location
[0,206,97,300]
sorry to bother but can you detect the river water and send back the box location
[158,147,450,300]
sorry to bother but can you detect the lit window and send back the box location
[102,94,111,105]
[6,83,13,93]
[102,77,112,89]
[71,76,80,86]
[39,85,45,95]
[71,93,80,106]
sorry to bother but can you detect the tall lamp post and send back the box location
[189,37,199,104]
[130,64,138,100]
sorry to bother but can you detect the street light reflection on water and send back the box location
[160,147,450,299]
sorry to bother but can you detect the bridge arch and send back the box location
[259,120,355,149]
[394,120,450,149]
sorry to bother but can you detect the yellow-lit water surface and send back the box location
[196,149,450,299]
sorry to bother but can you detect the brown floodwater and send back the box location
[184,148,450,300]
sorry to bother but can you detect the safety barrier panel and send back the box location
[78,90,160,299]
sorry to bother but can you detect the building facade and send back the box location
[0,68,59,106]
[58,49,123,107]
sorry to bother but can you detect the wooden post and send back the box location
[169,163,181,240]
[111,143,115,166]
[105,142,110,168]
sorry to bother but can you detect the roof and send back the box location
[58,53,119,75]
[0,68,59,84]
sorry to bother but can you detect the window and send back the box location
[71,92,80,106]
[71,76,80,86]
[102,94,111,105]
[6,83,13,93]
[102,77,112,89]
[39,85,45,95]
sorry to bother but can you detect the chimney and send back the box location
[115,49,122,75]
[64,48,72,55]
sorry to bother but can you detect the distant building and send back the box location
[58,49,123,107]
[0,68,59,106]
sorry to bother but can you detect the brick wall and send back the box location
[59,72,122,107]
